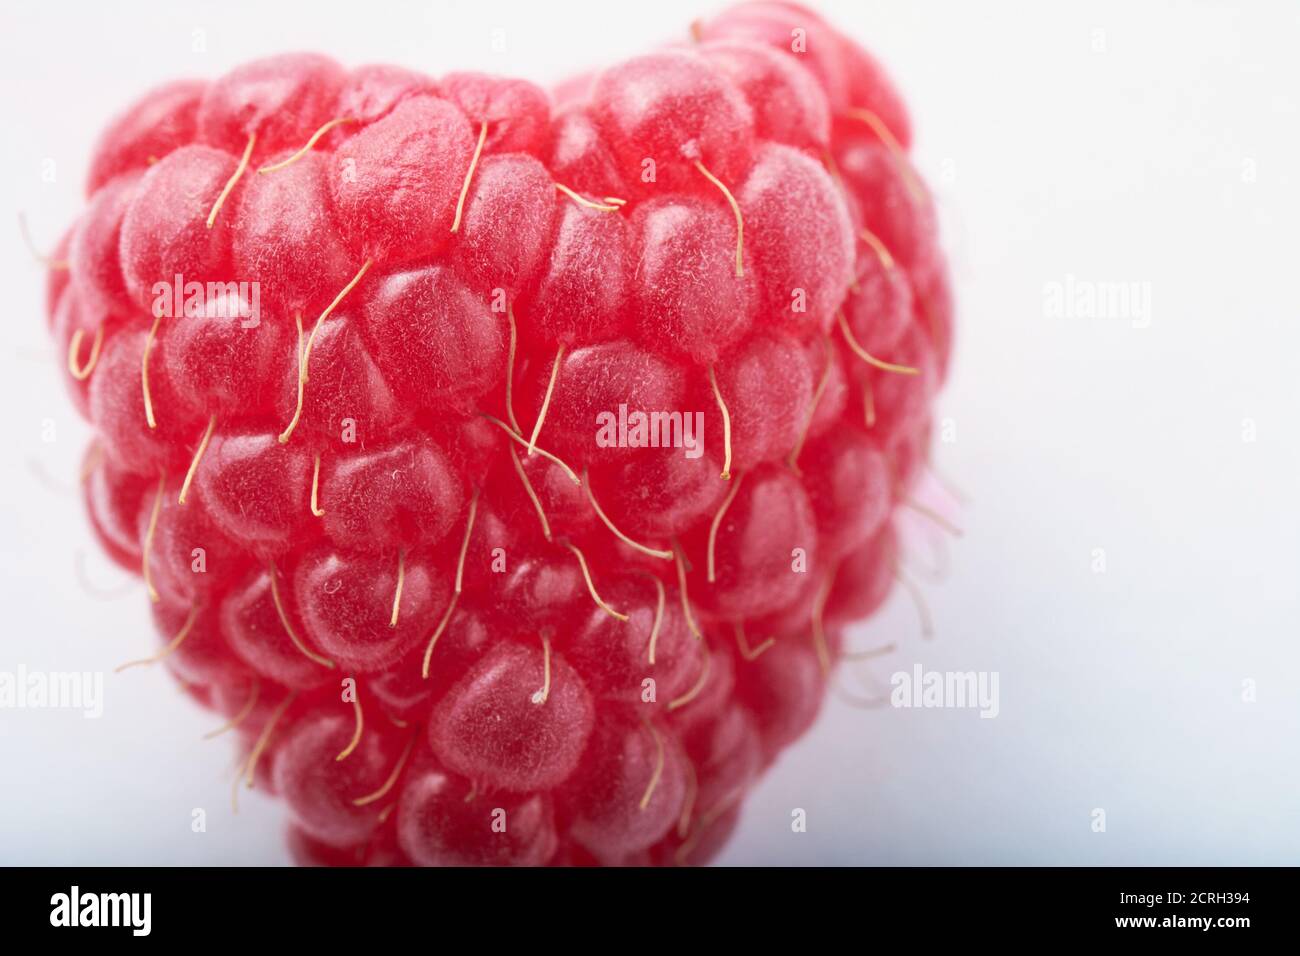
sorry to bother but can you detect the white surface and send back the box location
[1,0,1297,865]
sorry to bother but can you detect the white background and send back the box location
[2,0,1298,865]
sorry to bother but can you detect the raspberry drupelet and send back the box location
[48,1,952,866]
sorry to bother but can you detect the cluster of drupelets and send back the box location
[42,2,952,865]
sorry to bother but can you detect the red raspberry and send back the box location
[45,2,953,865]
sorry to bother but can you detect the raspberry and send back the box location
[43,1,954,866]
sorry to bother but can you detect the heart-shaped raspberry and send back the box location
[51,1,953,866]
